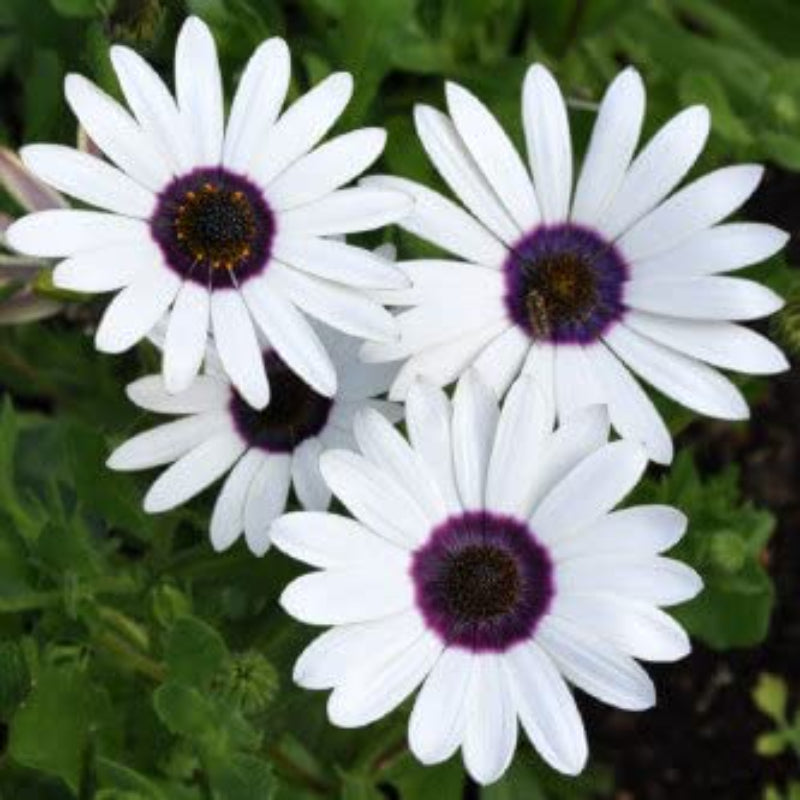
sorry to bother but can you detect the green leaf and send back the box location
[164,616,228,689]
[95,756,167,800]
[208,754,275,800]
[0,639,32,717]
[152,682,218,741]
[340,773,384,800]
[753,673,789,722]
[756,731,788,758]
[49,0,102,18]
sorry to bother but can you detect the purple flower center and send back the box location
[229,353,333,453]
[503,223,628,344]
[150,167,275,290]
[411,511,554,653]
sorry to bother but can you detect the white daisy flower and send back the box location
[362,65,789,464]
[5,16,411,409]
[272,372,702,784]
[107,324,401,556]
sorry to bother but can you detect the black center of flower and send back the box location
[229,354,333,453]
[411,511,553,652]
[151,167,275,290]
[504,223,628,344]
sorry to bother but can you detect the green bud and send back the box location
[216,651,279,715]
[710,530,747,573]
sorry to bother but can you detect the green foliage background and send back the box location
[0,0,798,797]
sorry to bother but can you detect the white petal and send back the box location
[125,374,229,415]
[550,593,691,662]
[632,222,790,279]
[553,505,687,561]
[625,312,788,376]
[53,240,160,293]
[532,440,647,545]
[505,642,588,775]
[244,454,291,556]
[6,210,147,257]
[446,81,540,230]
[463,656,518,785]
[223,38,290,171]
[361,175,508,267]
[211,289,269,410]
[280,563,414,626]
[21,145,154,218]
[270,263,397,343]
[327,631,441,728]
[554,345,605,422]
[452,371,499,509]
[319,450,431,548]
[618,165,764,262]
[64,73,171,191]
[267,129,386,211]
[598,106,710,240]
[486,375,554,517]
[163,282,210,393]
[520,341,556,416]
[589,342,673,465]
[175,17,224,166]
[604,323,749,420]
[292,437,331,511]
[471,327,531,399]
[414,104,519,244]
[536,616,655,711]
[110,44,193,173]
[144,431,246,513]
[354,407,447,522]
[273,235,408,290]
[293,610,424,690]
[252,73,353,187]
[95,267,180,354]
[571,68,645,225]
[278,188,411,237]
[558,555,703,606]
[107,412,230,471]
[243,276,337,396]
[209,449,262,551]
[523,64,572,223]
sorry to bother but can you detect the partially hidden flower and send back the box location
[272,371,701,784]
[107,323,400,556]
[7,16,411,409]
[362,65,788,464]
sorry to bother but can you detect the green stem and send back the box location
[268,743,334,796]
[92,629,167,683]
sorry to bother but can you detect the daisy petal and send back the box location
[163,282,210,393]
[537,616,655,711]
[471,327,531,399]
[292,437,331,511]
[125,374,229,415]
[554,344,605,421]
[21,145,154,218]
[523,64,572,222]
[209,449,263,552]
[244,454,291,556]
[53,240,160,293]
[144,430,247,513]
[604,323,749,420]
[571,68,645,225]
[211,289,270,410]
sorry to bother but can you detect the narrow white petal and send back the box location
[209,449,262,551]
[361,175,508,268]
[521,342,556,417]
[471,327,530,399]
[95,268,180,354]
[319,450,431,548]
[537,616,655,711]
[252,73,353,187]
[446,81,540,230]
[598,106,710,240]
[619,165,764,262]
[64,73,171,191]
[506,641,588,775]
[163,282,210,393]
[554,345,605,422]
[571,68,645,225]
[244,454,291,556]
[6,210,147,257]
[452,371,499,509]
[625,312,788,376]
[21,145,154,218]
[126,374,229,415]
[175,17,224,166]
[292,437,331,511]
[107,412,230,471]
[414,104,519,244]
[523,64,572,222]
[144,431,247,512]
[224,38,290,170]
[604,323,749,420]
[243,276,336,396]
[53,240,160,293]
[531,440,647,545]
[211,289,269,410]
